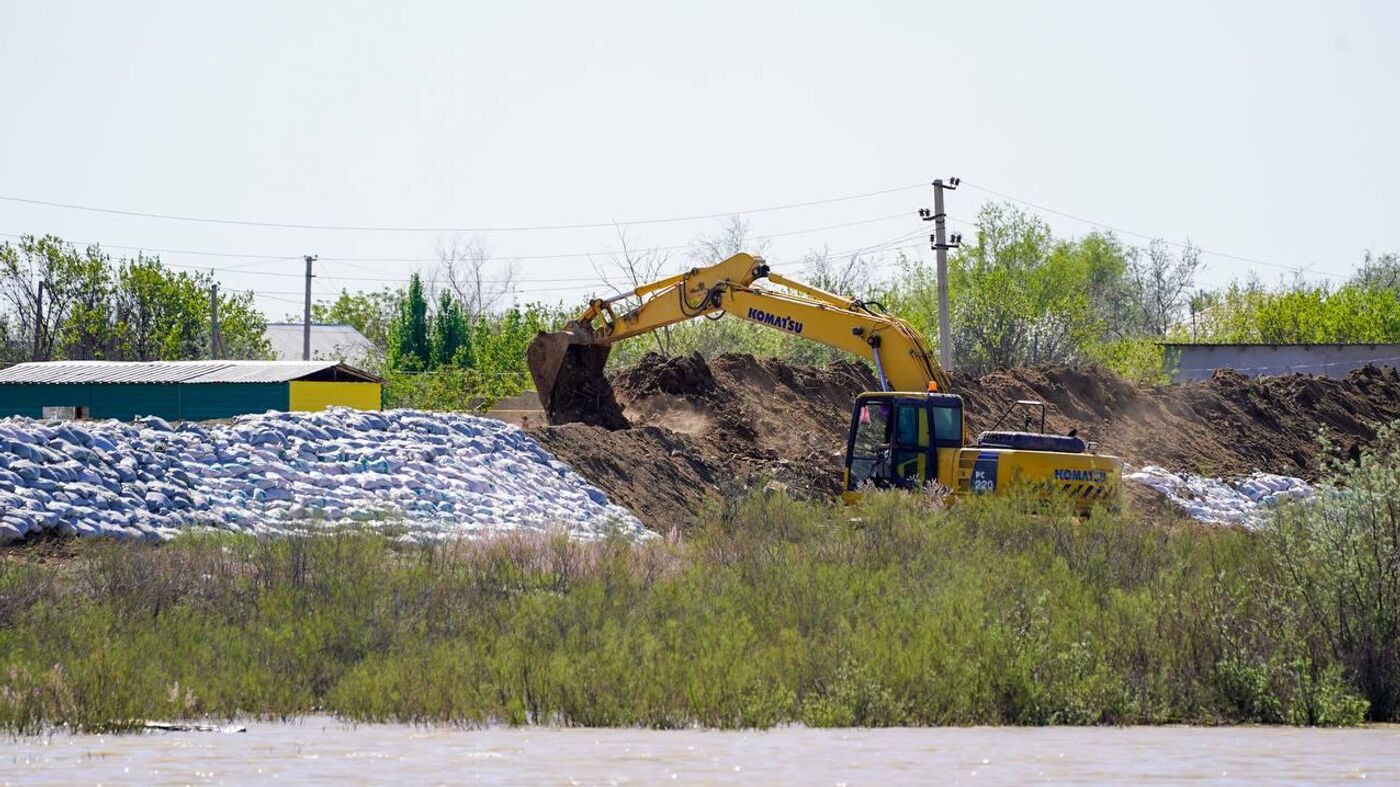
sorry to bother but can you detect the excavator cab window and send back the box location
[846,396,938,491]
[891,401,930,483]
[928,394,964,447]
[848,399,893,487]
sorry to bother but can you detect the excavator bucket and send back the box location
[526,326,629,429]
[526,328,583,412]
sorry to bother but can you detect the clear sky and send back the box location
[1,1,1396,316]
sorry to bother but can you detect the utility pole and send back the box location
[31,280,44,362]
[921,178,962,371]
[302,255,317,361]
[209,283,223,360]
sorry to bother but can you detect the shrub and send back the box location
[1263,425,1400,720]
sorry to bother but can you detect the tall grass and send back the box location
[2,438,1398,732]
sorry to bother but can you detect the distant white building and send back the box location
[264,323,377,367]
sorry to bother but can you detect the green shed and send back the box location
[0,360,382,422]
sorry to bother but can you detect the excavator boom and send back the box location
[527,253,951,418]
[526,253,769,415]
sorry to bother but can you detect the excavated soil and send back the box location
[530,352,1400,531]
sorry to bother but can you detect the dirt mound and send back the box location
[530,425,726,529]
[532,353,1400,531]
[951,364,1400,478]
[612,353,875,475]
[530,353,874,531]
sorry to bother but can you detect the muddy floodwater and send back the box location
[4,720,1398,784]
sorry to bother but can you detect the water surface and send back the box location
[4,719,1397,785]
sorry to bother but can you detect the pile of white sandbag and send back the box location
[0,408,646,543]
[1126,465,1312,527]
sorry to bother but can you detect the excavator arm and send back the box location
[527,253,951,416]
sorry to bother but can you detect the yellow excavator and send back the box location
[528,252,1121,512]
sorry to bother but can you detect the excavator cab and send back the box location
[842,391,1123,511]
[843,392,964,498]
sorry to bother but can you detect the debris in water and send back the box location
[145,721,247,733]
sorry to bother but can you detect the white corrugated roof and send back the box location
[264,323,377,363]
[0,360,380,385]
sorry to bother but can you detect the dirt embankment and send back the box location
[951,364,1400,478]
[530,354,874,529]
[530,353,1400,531]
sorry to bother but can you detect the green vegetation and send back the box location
[887,205,1198,377]
[381,296,558,410]
[0,232,554,410]
[608,208,1400,383]
[388,272,433,371]
[0,234,269,362]
[3,428,1397,733]
[311,271,562,410]
[8,209,1397,394]
[311,287,399,352]
[613,204,1205,382]
[1193,280,1400,344]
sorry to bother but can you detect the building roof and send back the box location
[0,360,380,385]
[264,323,377,363]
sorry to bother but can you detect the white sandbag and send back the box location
[0,408,644,543]
[1127,465,1313,528]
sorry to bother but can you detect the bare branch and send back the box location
[802,244,875,297]
[435,235,518,322]
[689,215,770,266]
[589,226,673,355]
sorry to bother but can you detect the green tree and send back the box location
[1073,232,1137,339]
[1195,281,1400,344]
[945,203,1097,372]
[881,206,1190,378]
[53,244,114,360]
[216,288,272,360]
[0,236,268,362]
[111,257,210,360]
[1353,250,1400,293]
[469,304,546,381]
[431,290,470,368]
[311,288,399,353]
[385,303,562,410]
[1125,240,1203,336]
[388,273,431,371]
[0,235,111,361]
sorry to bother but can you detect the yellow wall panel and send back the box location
[288,381,382,412]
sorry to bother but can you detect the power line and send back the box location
[265,238,929,295]
[0,209,927,270]
[247,239,930,304]
[3,177,1337,279]
[0,214,937,294]
[960,180,1351,280]
[0,182,926,233]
